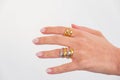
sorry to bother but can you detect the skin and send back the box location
[33,24,120,75]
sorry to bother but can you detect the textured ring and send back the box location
[64,28,72,37]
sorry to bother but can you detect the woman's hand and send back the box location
[33,24,120,75]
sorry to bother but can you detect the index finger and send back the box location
[40,26,84,37]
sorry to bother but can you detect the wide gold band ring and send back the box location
[64,28,73,37]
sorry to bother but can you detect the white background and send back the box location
[0,0,120,80]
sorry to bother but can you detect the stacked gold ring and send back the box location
[60,48,74,58]
[64,28,73,37]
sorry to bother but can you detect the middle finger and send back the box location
[33,35,73,46]
[36,49,60,58]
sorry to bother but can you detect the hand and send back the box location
[33,24,120,75]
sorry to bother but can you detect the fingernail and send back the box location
[46,68,52,73]
[32,38,39,44]
[40,28,46,33]
[36,52,43,57]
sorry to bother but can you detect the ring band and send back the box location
[66,51,71,58]
[59,48,67,58]
[64,28,72,37]
[59,47,74,58]
[69,48,74,57]
[60,48,64,58]
[63,48,67,57]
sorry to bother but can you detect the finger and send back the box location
[40,26,84,37]
[33,35,73,47]
[71,24,103,36]
[36,49,60,58]
[47,62,78,74]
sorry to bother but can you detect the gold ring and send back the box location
[64,28,72,37]
[59,47,74,58]
[69,48,74,57]
[63,48,68,57]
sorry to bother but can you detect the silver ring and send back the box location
[59,48,64,58]
[66,51,71,58]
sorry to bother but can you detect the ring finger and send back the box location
[36,49,60,58]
